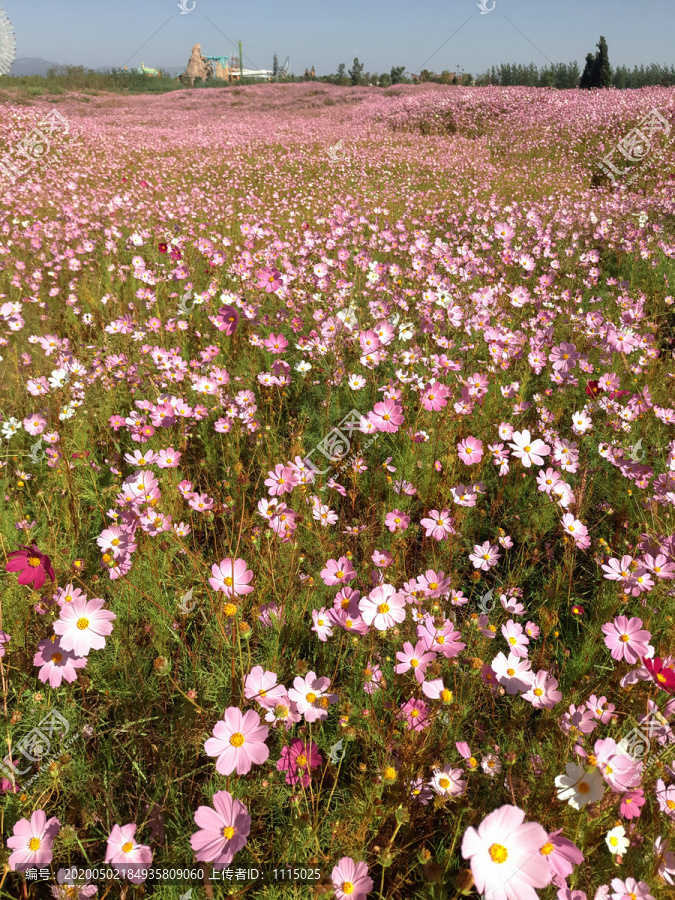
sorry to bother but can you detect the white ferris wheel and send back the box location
[0,7,16,76]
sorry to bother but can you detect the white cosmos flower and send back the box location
[606,825,629,856]
[295,361,312,374]
[555,763,605,809]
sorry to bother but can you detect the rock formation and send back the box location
[181,44,212,86]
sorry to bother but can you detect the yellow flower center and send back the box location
[508,637,517,645]
[230,732,245,747]
[436,519,444,525]
[224,603,237,617]
[577,781,590,794]
[76,618,89,630]
[222,826,235,839]
[28,557,42,568]
[540,842,554,856]
[275,704,289,718]
[469,757,478,768]
[28,837,41,851]
[52,653,63,664]
[296,754,307,767]
[534,687,543,696]
[610,836,618,846]
[488,843,508,864]
[383,766,396,780]
[306,692,317,703]
[524,445,531,453]
[507,668,515,677]
[377,603,390,614]
[429,582,438,590]
[620,634,630,642]
[441,689,453,702]
[224,576,233,587]
[411,659,419,667]
[439,777,450,789]
[667,800,675,810]
[410,709,419,718]
[342,882,354,895]
[335,571,344,579]
[122,841,134,854]
[111,538,120,546]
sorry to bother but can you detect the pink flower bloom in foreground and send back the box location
[461,805,551,900]
[399,697,430,732]
[331,857,374,900]
[385,509,410,533]
[287,671,337,723]
[620,789,645,819]
[204,707,269,775]
[394,640,436,683]
[359,584,407,631]
[457,436,484,465]
[420,508,455,541]
[421,380,450,412]
[276,738,323,787]
[541,829,584,888]
[610,877,655,900]
[469,541,501,571]
[602,616,651,664]
[264,332,288,354]
[265,463,298,496]
[7,810,60,871]
[258,266,283,292]
[369,399,404,433]
[104,823,153,883]
[0,630,9,658]
[53,597,116,657]
[508,430,550,468]
[209,558,254,597]
[214,304,240,335]
[6,544,56,590]
[321,556,356,586]
[190,790,250,866]
[33,637,87,688]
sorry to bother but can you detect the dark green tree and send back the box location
[580,52,595,89]
[593,36,612,88]
[348,57,364,86]
[379,72,392,87]
[390,65,406,84]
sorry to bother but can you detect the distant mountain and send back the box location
[10,58,66,76]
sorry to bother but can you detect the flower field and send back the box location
[1,82,675,899]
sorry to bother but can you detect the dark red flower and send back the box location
[158,243,168,254]
[169,249,182,261]
[643,656,675,694]
[585,380,600,397]
[571,604,584,616]
[6,544,55,590]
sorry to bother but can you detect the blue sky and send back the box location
[3,0,675,76]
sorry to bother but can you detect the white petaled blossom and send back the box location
[554,763,605,809]
[295,361,312,374]
[2,417,21,440]
[606,825,629,856]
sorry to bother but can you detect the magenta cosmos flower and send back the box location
[53,597,116,657]
[276,738,323,787]
[214,305,240,334]
[643,657,675,694]
[461,805,551,900]
[204,707,269,775]
[359,584,406,631]
[421,380,450,412]
[6,544,55,590]
[190,790,251,866]
[0,630,9,658]
[457,436,484,465]
[258,266,283,292]
[33,637,87,688]
[7,810,60,871]
[209,558,254,597]
[104,823,153,883]
[331,857,374,900]
[601,616,651,664]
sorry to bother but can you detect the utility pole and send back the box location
[239,39,243,80]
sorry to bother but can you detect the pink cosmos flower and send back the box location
[51,871,98,898]
[561,514,589,546]
[522,671,562,709]
[501,620,529,658]
[53,597,116,657]
[359,584,407,631]
[156,447,181,469]
[331,857,374,900]
[399,697,431,732]
[491,652,534,695]
[0,631,9,658]
[7,810,61,871]
[287,671,337,723]
[264,332,288,354]
[204,707,269,775]
[429,765,466,797]
[620,789,645,819]
[420,508,455,541]
[643,657,675,694]
[312,608,333,641]
[258,266,283,292]
[385,509,410,533]
[609,878,655,900]
[104,823,153,883]
[276,738,323,787]
[33,637,87,688]
[508,429,550,467]
[593,738,641,792]
[656,778,675,819]
[265,463,299,496]
[214,305,240,334]
[461,805,551,900]
[457,436,484,465]
[209,558,254,597]
[601,616,651,664]
[394,640,436,683]
[421,380,450,412]
[190,790,250,866]
[469,541,501,571]
[417,617,465,658]
[369,399,404,433]
[321,556,356,586]
[6,544,56,590]
[243,666,286,706]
